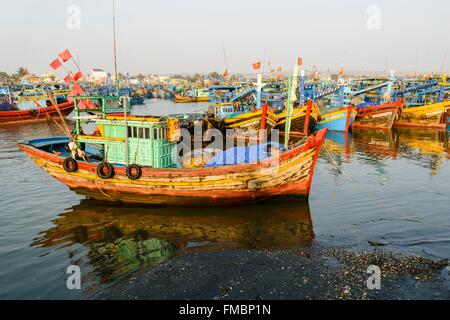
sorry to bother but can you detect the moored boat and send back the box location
[275,103,321,134]
[18,95,327,206]
[174,94,196,103]
[352,100,403,130]
[316,106,357,132]
[19,129,326,205]
[394,101,450,129]
[0,101,74,125]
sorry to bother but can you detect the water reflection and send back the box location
[324,128,449,176]
[32,200,313,290]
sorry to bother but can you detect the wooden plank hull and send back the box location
[195,96,210,103]
[18,129,328,206]
[316,107,358,132]
[223,109,279,131]
[352,101,402,130]
[275,106,320,134]
[0,102,74,125]
[394,102,449,129]
[174,94,196,103]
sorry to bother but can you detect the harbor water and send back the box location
[0,99,449,299]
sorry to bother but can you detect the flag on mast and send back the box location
[252,61,262,70]
[50,59,62,70]
[64,74,73,83]
[73,71,84,81]
[59,49,73,62]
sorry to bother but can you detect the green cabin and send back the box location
[73,96,177,169]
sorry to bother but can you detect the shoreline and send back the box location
[93,245,450,300]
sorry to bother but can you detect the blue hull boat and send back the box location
[316,107,357,132]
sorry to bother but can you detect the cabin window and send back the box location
[127,126,133,138]
[138,127,144,139]
[153,128,158,140]
[133,127,138,138]
[144,128,150,139]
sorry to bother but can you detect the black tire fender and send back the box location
[126,164,142,180]
[97,162,115,179]
[63,158,78,173]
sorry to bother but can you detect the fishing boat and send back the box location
[394,101,450,129]
[0,86,74,125]
[174,93,196,103]
[316,106,358,132]
[209,106,279,135]
[0,101,74,125]
[275,103,321,134]
[193,89,210,102]
[352,100,404,130]
[18,94,328,206]
[174,89,210,103]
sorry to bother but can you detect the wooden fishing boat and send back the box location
[352,100,403,130]
[19,94,327,206]
[0,101,74,125]
[222,108,279,132]
[193,89,210,103]
[394,101,450,129]
[174,94,196,103]
[195,95,210,103]
[19,128,326,206]
[275,104,321,134]
[316,106,358,132]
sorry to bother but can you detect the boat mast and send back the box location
[113,0,120,97]
[112,0,129,165]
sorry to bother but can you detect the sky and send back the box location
[0,0,449,76]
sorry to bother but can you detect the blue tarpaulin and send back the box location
[205,142,284,167]
[357,102,378,108]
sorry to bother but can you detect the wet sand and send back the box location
[93,246,450,300]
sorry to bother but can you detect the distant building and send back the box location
[90,68,109,84]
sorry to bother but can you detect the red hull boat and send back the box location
[0,102,74,125]
[18,129,327,206]
[352,101,403,130]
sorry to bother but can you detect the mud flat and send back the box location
[93,246,450,300]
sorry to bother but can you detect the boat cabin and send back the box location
[73,96,177,168]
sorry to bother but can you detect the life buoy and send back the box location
[97,162,115,179]
[63,158,78,173]
[126,164,142,180]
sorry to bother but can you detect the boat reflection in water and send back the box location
[32,200,313,292]
[325,127,449,176]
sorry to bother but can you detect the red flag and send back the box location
[252,61,261,70]
[72,83,85,95]
[297,57,303,66]
[73,71,83,81]
[64,74,73,83]
[223,69,229,78]
[79,99,96,110]
[339,67,344,76]
[50,59,62,70]
[59,49,72,62]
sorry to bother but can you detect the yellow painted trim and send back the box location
[34,148,316,188]
[78,135,125,142]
